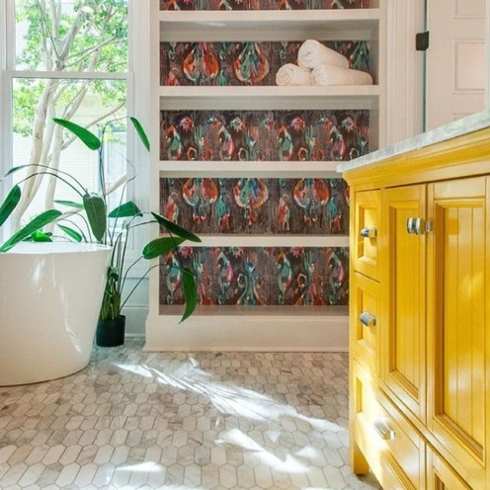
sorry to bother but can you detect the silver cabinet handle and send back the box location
[414,218,424,235]
[406,217,416,234]
[374,420,396,441]
[360,227,377,238]
[359,312,376,327]
[407,217,426,235]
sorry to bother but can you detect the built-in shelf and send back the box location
[158,234,350,248]
[159,86,379,111]
[158,160,342,177]
[148,1,384,351]
[159,9,380,42]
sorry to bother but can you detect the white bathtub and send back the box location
[0,242,112,386]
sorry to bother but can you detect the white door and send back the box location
[426,0,487,130]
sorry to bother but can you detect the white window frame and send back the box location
[0,0,151,267]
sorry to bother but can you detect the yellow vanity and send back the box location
[340,111,490,489]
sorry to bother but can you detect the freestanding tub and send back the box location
[0,242,112,386]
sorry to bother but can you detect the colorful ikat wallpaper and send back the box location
[160,110,369,161]
[160,178,349,235]
[160,247,349,306]
[161,41,370,86]
[160,0,369,10]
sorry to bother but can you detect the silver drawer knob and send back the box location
[360,227,377,238]
[374,420,396,441]
[359,312,376,327]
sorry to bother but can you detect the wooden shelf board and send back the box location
[157,160,343,177]
[158,86,379,111]
[159,9,380,41]
[156,234,350,247]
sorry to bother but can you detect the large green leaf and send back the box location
[181,268,198,323]
[108,201,142,218]
[54,200,84,210]
[142,236,186,260]
[83,193,107,243]
[57,224,83,242]
[0,185,21,229]
[151,212,201,243]
[53,118,101,150]
[129,117,150,152]
[0,209,62,253]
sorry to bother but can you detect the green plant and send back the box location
[4,116,199,323]
[0,185,62,253]
[51,116,201,323]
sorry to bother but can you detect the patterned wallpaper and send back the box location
[160,246,349,306]
[160,109,369,161]
[160,41,370,86]
[160,177,349,235]
[160,0,369,10]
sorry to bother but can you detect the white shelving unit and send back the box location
[146,1,385,352]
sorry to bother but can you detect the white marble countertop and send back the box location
[337,110,490,173]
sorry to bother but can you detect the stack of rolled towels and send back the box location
[276,39,373,86]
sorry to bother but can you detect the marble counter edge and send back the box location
[337,110,490,173]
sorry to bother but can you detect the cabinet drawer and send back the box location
[427,447,472,489]
[351,273,380,374]
[376,395,424,490]
[353,190,380,280]
[354,411,418,490]
[351,362,423,489]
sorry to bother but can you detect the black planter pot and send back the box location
[96,315,126,347]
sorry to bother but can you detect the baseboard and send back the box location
[144,307,348,352]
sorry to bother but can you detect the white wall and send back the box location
[384,0,425,144]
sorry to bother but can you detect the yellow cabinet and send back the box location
[427,448,472,490]
[353,190,381,281]
[350,272,381,374]
[426,177,489,489]
[344,123,490,490]
[382,184,427,423]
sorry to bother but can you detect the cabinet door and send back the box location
[426,177,488,489]
[382,185,426,423]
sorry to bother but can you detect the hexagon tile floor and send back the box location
[0,339,381,490]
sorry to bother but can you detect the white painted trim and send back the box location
[164,235,350,247]
[121,304,149,337]
[158,161,342,177]
[148,0,163,320]
[384,0,425,145]
[0,3,6,185]
[486,0,490,109]
[145,310,349,352]
[159,85,380,98]
[6,70,128,80]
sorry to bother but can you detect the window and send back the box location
[1,0,133,235]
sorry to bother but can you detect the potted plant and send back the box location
[51,117,200,347]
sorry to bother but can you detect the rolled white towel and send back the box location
[276,63,312,86]
[298,40,349,70]
[311,64,373,86]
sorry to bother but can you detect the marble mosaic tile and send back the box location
[0,340,380,489]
